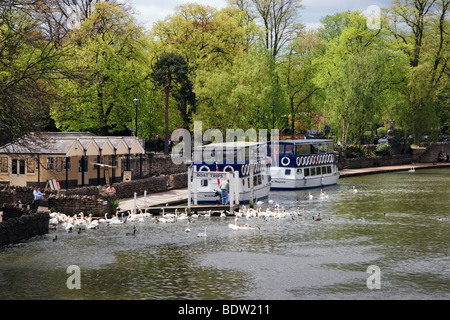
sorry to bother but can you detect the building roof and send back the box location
[0,132,145,156]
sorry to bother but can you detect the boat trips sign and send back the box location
[194,172,228,180]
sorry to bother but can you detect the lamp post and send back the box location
[133,96,139,137]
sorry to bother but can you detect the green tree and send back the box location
[194,47,286,132]
[229,0,304,60]
[152,52,193,155]
[51,1,149,136]
[278,29,320,137]
[314,11,409,147]
[387,0,449,142]
[0,1,71,143]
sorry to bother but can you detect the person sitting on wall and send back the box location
[106,184,116,194]
[438,151,446,162]
[33,187,45,212]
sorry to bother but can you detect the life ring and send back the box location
[306,156,310,166]
[302,156,306,166]
[199,165,210,172]
[319,155,323,164]
[296,157,301,167]
[329,154,333,163]
[281,157,290,167]
[241,164,247,176]
[224,165,234,172]
[315,155,318,164]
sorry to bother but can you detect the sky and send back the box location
[129,0,393,31]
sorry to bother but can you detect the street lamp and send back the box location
[133,96,139,137]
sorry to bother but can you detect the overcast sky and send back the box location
[129,0,393,31]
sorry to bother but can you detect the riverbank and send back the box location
[340,162,450,177]
[118,162,450,211]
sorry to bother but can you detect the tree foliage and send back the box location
[50,1,149,136]
[1,0,448,150]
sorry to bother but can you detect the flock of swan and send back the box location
[48,185,364,239]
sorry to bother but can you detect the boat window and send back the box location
[248,178,250,188]
[327,166,332,174]
[310,144,319,154]
[285,169,291,175]
[327,142,334,152]
[258,175,262,185]
[304,168,310,177]
[296,168,302,175]
[284,144,294,154]
[295,144,310,156]
[201,180,208,187]
[310,168,316,176]
[318,144,328,154]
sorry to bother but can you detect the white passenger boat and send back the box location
[191,141,271,205]
[268,139,340,190]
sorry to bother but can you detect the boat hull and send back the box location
[195,184,271,205]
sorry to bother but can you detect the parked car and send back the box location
[306,130,324,139]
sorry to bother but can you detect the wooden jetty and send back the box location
[138,204,239,216]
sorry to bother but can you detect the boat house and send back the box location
[0,132,145,188]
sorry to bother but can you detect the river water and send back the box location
[0,168,449,300]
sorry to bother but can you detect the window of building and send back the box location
[63,157,71,170]
[47,157,55,170]
[0,157,8,173]
[27,158,35,174]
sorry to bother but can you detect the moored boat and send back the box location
[191,141,271,205]
[268,139,340,190]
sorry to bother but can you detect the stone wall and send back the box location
[0,172,188,216]
[0,205,49,246]
[418,142,450,163]
[0,185,35,208]
[339,154,413,170]
[122,153,187,180]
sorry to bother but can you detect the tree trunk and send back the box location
[164,75,172,155]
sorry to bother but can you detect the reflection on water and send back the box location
[0,168,449,299]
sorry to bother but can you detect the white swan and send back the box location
[308,192,313,200]
[352,186,358,193]
[408,167,415,172]
[197,227,207,237]
[228,217,240,230]
[185,221,191,233]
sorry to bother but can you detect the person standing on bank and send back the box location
[220,178,230,205]
[33,187,45,211]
